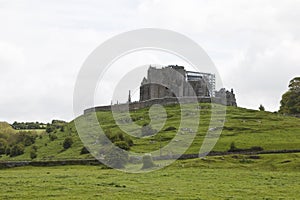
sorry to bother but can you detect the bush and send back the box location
[103,132,133,148]
[63,137,73,149]
[109,132,124,143]
[30,149,37,159]
[80,146,90,154]
[49,133,58,141]
[10,144,25,157]
[114,141,130,150]
[141,154,156,169]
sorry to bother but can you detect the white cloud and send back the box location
[0,0,299,123]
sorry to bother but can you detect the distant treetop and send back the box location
[279,77,300,115]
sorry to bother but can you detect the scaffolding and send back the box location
[186,71,216,97]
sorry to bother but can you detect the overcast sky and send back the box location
[0,0,299,123]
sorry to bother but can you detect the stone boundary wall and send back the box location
[0,159,103,168]
[1,149,299,169]
[84,96,228,114]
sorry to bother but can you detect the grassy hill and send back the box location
[1,103,299,161]
[0,121,16,134]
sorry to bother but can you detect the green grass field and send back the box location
[0,153,299,199]
[0,104,299,199]
[1,103,299,161]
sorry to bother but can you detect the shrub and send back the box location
[141,154,156,169]
[10,144,25,157]
[80,146,90,154]
[114,141,130,150]
[63,137,73,149]
[49,133,58,141]
[104,132,133,147]
[109,132,124,143]
[30,149,37,159]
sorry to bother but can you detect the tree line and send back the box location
[12,121,46,130]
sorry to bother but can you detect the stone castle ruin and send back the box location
[140,65,236,105]
[84,65,237,114]
[140,65,213,101]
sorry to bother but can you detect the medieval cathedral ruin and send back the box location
[139,65,237,106]
[84,65,237,114]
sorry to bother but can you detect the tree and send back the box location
[259,104,265,111]
[63,137,73,149]
[279,77,300,115]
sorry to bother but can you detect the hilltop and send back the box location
[0,122,16,134]
[0,103,299,161]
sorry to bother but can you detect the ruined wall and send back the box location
[215,88,237,107]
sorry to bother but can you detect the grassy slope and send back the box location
[1,103,299,161]
[0,153,299,199]
[0,122,16,134]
